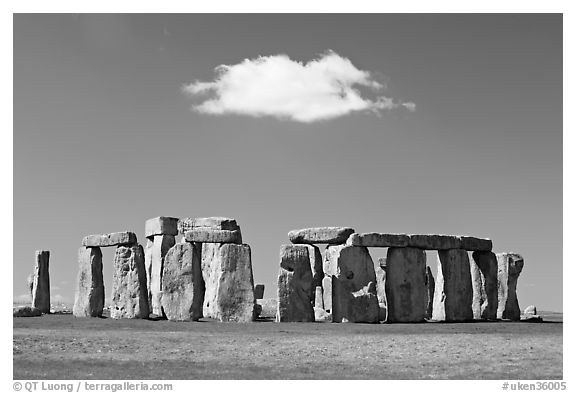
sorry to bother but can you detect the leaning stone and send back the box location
[82,232,137,247]
[31,250,50,313]
[408,234,462,250]
[425,266,435,320]
[147,235,176,316]
[145,216,179,237]
[254,284,265,300]
[314,307,332,322]
[459,236,492,252]
[184,229,242,244]
[161,242,203,321]
[347,233,410,248]
[385,247,427,323]
[277,245,315,322]
[73,247,104,317]
[13,306,42,317]
[289,227,355,245]
[256,298,277,319]
[328,245,379,323]
[201,243,255,322]
[432,249,473,321]
[471,251,499,320]
[111,244,149,319]
[496,253,524,321]
[192,217,239,230]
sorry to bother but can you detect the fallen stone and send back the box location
[524,305,537,316]
[314,307,332,322]
[145,216,179,237]
[459,236,492,252]
[13,306,42,317]
[327,245,379,323]
[289,227,355,245]
[256,298,277,319]
[111,244,149,319]
[201,243,255,322]
[73,247,104,318]
[385,247,427,323]
[147,234,176,316]
[425,266,435,320]
[184,229,242,244]
[497,253,524,321]
[314,286,324,309]
[432,249,473,321]
[522,305,543,322]
[346,233,410,248]
[161,242,203,321]
[277,244,315,322]
[82,232,137,247]
[254,284,265,300]
[408,234,462,250]
[472,251,499,320]
[31,250,50,313]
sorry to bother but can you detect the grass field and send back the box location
[13,312,562,380]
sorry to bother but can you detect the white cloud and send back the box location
[183,51,414,123]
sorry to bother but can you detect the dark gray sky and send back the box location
[13,14,562,311]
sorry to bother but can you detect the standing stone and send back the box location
[385,247,427,323]
[304,244,323,304]
[32,251,50,313]
[144,239,154,311]
[432,249,473,321]
[111,244,149,319]
[27,274,34,299]
[425,266,435,319]
[147,234,176,316]
[496,253,524,320]
[201,243,255,322]
[472,251,499,320]
[254,284,265,300]
[289,227,355,245]
[277,245,315,322]
[314,286,324,309]
[375,266,387,322]
[470,256,483,319]
[161,242,203,321]
[322,276,332,312]
[326,245,379,323]
[73,247,104,317]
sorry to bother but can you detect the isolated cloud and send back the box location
[183,51,414,123]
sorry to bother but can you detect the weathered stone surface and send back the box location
[73,247,104,318]
[459,236,492,252]
[254,284,265,300]
[524,305,537,316]
[145,216,179,237]
[13,306,42,317]
[314,307,332,322]
[111,244,149,319]
[314,286,324,309]
[304,245,323,304]
[347,233,410,248]
[289,227,355,245]
[144,239,154,313]
[184,229,242,244]
[385,247,427,323]
[31,250,50,313]
[470,256,483,320]
[256,298,277,319]
[177,218,194,235]
[327,245,379,323]
[161,242,203,321]
[192,217,239,230]
[425,266,435,320]
[147,235,176,316]
[82,232,137,247]
[322,276,332,312]
[375,267,386,305]
[201,243,255,322]
[277,245,315,322]
[471,251,499,320]
[432,249,473,321]
[408,234,462,250]
[496,253,524,321]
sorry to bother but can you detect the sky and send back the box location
[13,14,562,311]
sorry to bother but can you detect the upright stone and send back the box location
[304,244,323,304]
[314,286,324,309]
[432,249,473,321]
[425,266,435,319]
[289,227,355,245]
[322,276,332,312]
[385,247,427,323]
[375,266,387,322]
[254,284,265,300]
[472,251,499,320]
[111,244,149,319]
[470,256,483,319]
[277,245,314,322]
[496,253,524,320]
[161,242,203,321]
[73,247,104,317]
[148,235,176,316]
[32,251,50,313]
[326,245,379,323]
[144,239,154,311]
[201,243,255,322]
